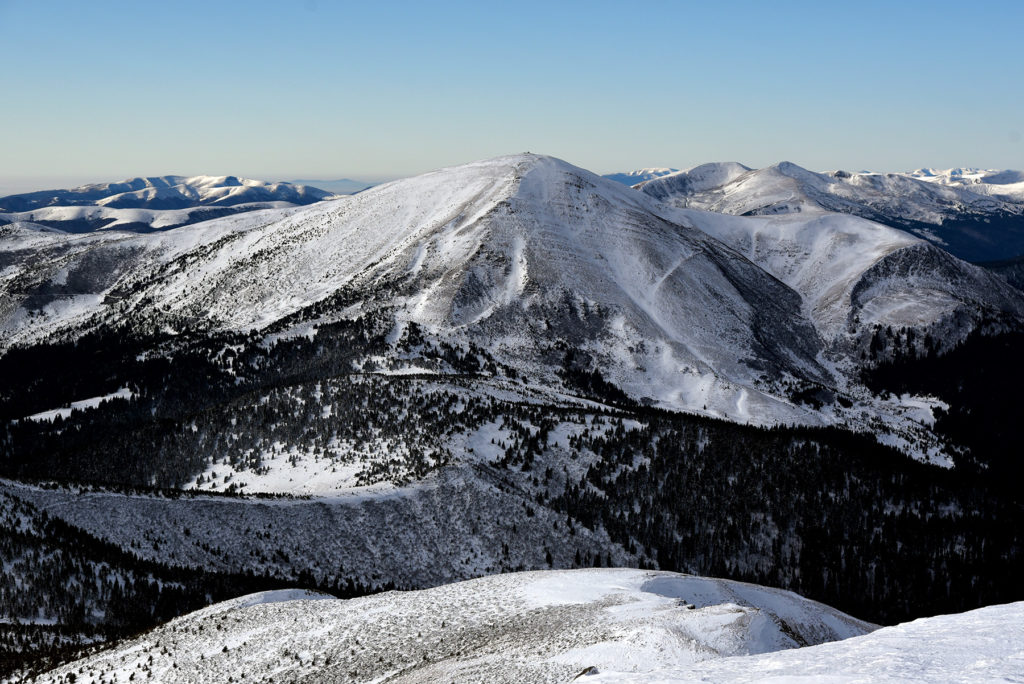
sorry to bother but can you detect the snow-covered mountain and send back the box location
[4,154,1020,444]
[602,167,678,186]
[0,175,331,212]
[29,569,874,683]
[0,176,332,234]
[0,154,837,428]
[637,162,1024,262]
[6,154,1024,675]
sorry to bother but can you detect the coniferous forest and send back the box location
[2,314,1023,676]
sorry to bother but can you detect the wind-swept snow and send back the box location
[587,600,1024,683]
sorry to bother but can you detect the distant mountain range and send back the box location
[908,166,1024,201]
[601,167,678,185]
[0,175,332,233]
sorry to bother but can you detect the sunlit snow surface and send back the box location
[589,601,1024,683]
[21,387,133,422]
[910,166,1024,203]
[638,161,1024,224]
[31,570,1023,683]
[31,569,875,684]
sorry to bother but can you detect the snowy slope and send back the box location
[638,161,1024,261]
[674,208,1024,353]
[589,600,1024,683]
[3,466,637,593]
[29,569,873,684]
[635,162,751,198]
[0,175,330,212]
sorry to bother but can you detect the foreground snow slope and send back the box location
[30,569,873,684]
[589,600,1024,683]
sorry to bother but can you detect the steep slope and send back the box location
[0,154,834,426]
[673,209,1024,357]
[634,162,751,199]
[0,175,330,213]
[638,161,1024,261]
[29,569,873,684]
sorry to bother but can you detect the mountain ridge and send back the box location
[635,160,1024,262]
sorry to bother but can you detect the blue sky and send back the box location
[1,0,1022,190]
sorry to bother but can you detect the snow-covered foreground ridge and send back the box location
[590,600,1024,683]
[29,569,875,684]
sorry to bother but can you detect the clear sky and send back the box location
[1,0,1022,191]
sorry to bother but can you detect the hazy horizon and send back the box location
[2,0,1022,194]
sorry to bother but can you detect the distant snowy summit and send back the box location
[0,175,333,233]
[908,166,1024,202]
[602,167,678,186]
